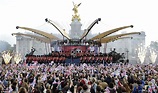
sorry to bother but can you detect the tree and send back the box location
[0,40,12,52]
[149,41,158,51]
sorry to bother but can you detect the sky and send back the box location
[0,0,158,46]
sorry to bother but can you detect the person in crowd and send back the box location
[1,58,158,93]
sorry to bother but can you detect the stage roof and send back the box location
[16,26,60,40]
[12,33,51,43]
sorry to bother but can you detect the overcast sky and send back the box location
[0,0,157,46]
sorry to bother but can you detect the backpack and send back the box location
[137,85,143,93]
[146,85,156,93]
[90,84,95,93]
[132,86,138,93]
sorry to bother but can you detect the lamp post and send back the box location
[135,48,138,63]
[126,49,129,63]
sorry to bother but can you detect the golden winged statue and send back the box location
[72,2,81,15]
[72,2,81,21]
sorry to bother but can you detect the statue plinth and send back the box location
[69,18,82,39]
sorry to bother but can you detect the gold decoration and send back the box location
[14,53,22,64]
[2,51,12,64]
[72,2,81,21]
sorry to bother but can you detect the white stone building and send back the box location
[15,34,51,59]
[100,31,146,63]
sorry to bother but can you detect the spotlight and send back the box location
[16,26,19,29]
[98,18,101,21]
[130,25,134,28]
[45,18,48,22]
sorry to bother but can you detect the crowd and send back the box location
[0,62,158,93]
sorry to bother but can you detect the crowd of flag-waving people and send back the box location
[2,49,158,93]
[1,59,158,93]
[25,49,125,65]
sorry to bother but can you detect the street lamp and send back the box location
[126,49,129,63]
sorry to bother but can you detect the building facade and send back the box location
[101,31,146,63]
[15,34,51,59]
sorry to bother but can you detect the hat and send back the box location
[99,82,108,90]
